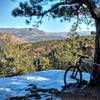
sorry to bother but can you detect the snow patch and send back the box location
[11,81,24,85]
[0,87,11,92]
[0,70,90,100]
[25,76,50,81]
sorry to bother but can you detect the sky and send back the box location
[0,0,95,32]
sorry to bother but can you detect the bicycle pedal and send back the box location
[82,80,88,85]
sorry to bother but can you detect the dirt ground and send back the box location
[58,85,100,100]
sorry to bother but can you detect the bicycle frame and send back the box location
[78,55,100,81]
[76,55,92,73]
[64,53,100,88]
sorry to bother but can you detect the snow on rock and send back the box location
[0,70,65,100]
[0,70,91,100]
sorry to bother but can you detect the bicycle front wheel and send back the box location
[64,66,82,88]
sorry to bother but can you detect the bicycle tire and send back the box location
[64,66,82,88]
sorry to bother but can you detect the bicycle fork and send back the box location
[71,68,78,79]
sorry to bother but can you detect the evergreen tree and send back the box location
[12,0,100,81]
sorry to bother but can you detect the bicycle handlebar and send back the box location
[77,54,89,59]
[71,52,89,59]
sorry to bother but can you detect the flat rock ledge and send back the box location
[6,84,100,100]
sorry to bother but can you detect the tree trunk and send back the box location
[92,19,100,80]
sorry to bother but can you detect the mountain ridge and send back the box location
[0,28,91,43]
[0,28,66,43]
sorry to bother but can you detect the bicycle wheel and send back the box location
[64,66,82,88]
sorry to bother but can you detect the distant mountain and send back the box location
[0,34,27,45]
[79,31,91,36]
[0,28,46,35]
[0,28,65,43]
[0,28,91,44]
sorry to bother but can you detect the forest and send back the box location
[0,32,95,77]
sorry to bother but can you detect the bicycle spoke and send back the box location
[64,66,82,88]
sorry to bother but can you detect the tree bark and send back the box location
[92,19,100,80]
[94,20,100,63]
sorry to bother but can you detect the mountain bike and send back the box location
[64,53,100,88]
